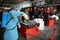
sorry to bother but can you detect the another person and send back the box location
[33,7,39,18]
[3,8,29,40]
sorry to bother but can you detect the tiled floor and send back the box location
[0,19,60,40]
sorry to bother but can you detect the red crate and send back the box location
[18,24,40,40]
[48,19,54,27]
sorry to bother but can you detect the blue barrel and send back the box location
[2,12,8,28]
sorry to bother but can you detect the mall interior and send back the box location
[0,0,60,40]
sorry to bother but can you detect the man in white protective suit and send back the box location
[50,15,59,20]
[51,8,59,20]
[34,18,44,30]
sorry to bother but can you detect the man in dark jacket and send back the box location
[33,7,39,18]
[43,7,51,26]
